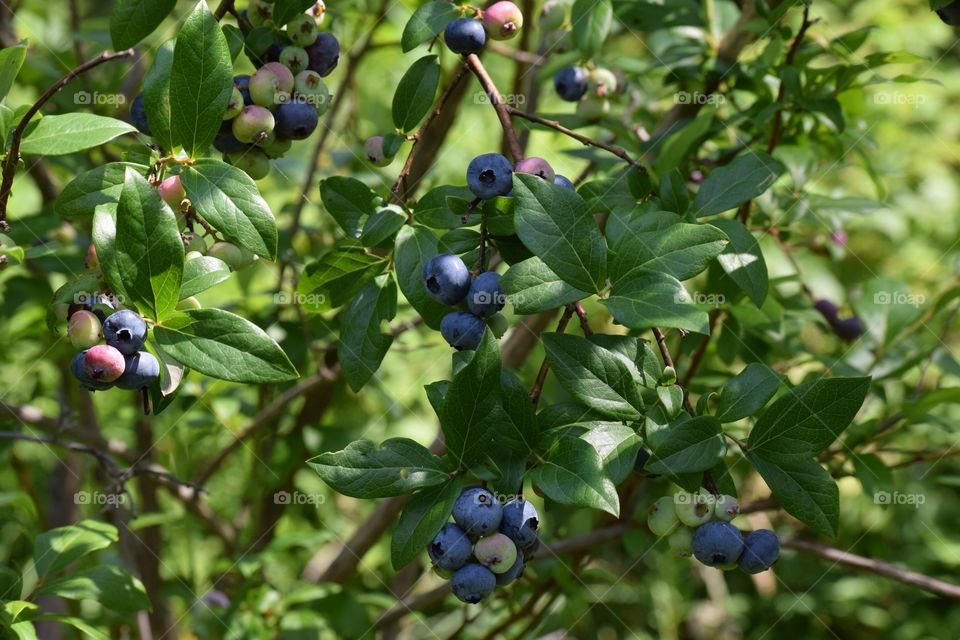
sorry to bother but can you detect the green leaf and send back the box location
[339,274,397,392]
[143,40,175,150]
[272,0,317,26]
[392,55,440,133]
[391,477,466,570]
[394,225,450,329]
[402,1,461,52]
[439,330,502,468]
[54,162,147,219]
[656,106,716,175]
[659,171,689,215]
[513,173,607,293]
[98,169,183,321]
[360,206,407,247]
[711,218,769,306]
[581,423,642,485]
[610,222,728,283]
[572,0,613,59]
[748,453,839,537]
[181,159,278,259]
[693,152,785,217]
[530,436,620,516]
[590,334,662,388]
[33,520,118,581]
[20,115,135,156]
[748,377,870,460]
[170,0,233,156]
[36,565,149,614]
[180,256,231,299]
[601,269,710,334]
[488,370,537,494]
[110,0,177,49]
[646,416,725,475]
[297,248,387,313]
[9,621,36,640]
[500,257,589,314]
[308,438,448,498]
[0,44,27,103]
[715,363,782,423]
[153,308,299,383]
[542,333,643,421]
[320,176,381,238]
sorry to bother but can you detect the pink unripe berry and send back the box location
[483,1,524,41]
[364,136,393,167]
[514,157,555,182]
[157,176,186,211]
[83,344,126,383]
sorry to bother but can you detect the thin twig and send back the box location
[651,328,696,415]
[0,48,136,229]
[529,306,576,407]
[463,53,523,163]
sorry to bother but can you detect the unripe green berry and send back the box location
[674,491,713,527]
[224,87,244,120]
[68,310,102,350]
[279,46,309,76]
[226,148,271,180]
[647,496,680,537]
[232,105,275,143]
[208,241,256,270]
[668,526,694,558]
[293,70,331,114]
[713,495,740,522]
[286,13,318,47]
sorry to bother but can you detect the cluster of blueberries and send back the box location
[429,487,540,604]
[68,306,160,392]
[443,1,524,55]
[131,1,337,181]
[647,491,780,574]
[813,299,866,343]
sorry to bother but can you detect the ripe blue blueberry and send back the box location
[103,310,148,356]
[691,521,745,567]
[306,32,340,77]
[131,93,151,136]
[428,523,473,571]
[495,554,524,586]
[440,312,485,351]
[499,498,539,549]
[737,529,780,574]
[835,317,866,342]
[466,272,505,317]
[554,65,588,102]
[70,351,113,391]
[453,486,503,536]
[444,18,487,54]
[450,563,496,604]
[466,153,513,200]
[422,253,471,305]
[115,351,161,390]
[273,101,319,140]
[554,174,575,190]
[234,74,254,106]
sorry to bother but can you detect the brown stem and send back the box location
[652,328,697,415]
[573,302,593,337]
[389,63,470,204]
[0,48,136,229]
[529,306,576,408]
[507,106,647,173]
[463,53,523,163]
[681,309,722,387]
[783,538,960,600]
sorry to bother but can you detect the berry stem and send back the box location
[463,53,524,163]
[0,48,137,230]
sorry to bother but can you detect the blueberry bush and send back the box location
[2,0,960,637]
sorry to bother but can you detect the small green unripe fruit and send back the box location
[232,105,275,143]
[247,0,273,27]
[258,132,293,159]
[208,242,255,270]
[668,526,694,558]
[713,495,740,522]
[226,148,271,180]
[249,68,285,107]
[589,68,618,98]
[176,296,202,310]
[539,1,565,30]
[364,136,393,167]
[224,87,244,120]
[68,310,102,349]
[185,250,205,261]
[487,313,509,338]
[280,46,309,76]
[287,13,318,47]
[183,232,206,254]
[293,70,330,114]
[473,533,518,574]
[647,496,680,537]
[675,491,713,527]
[262,62,295,95]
